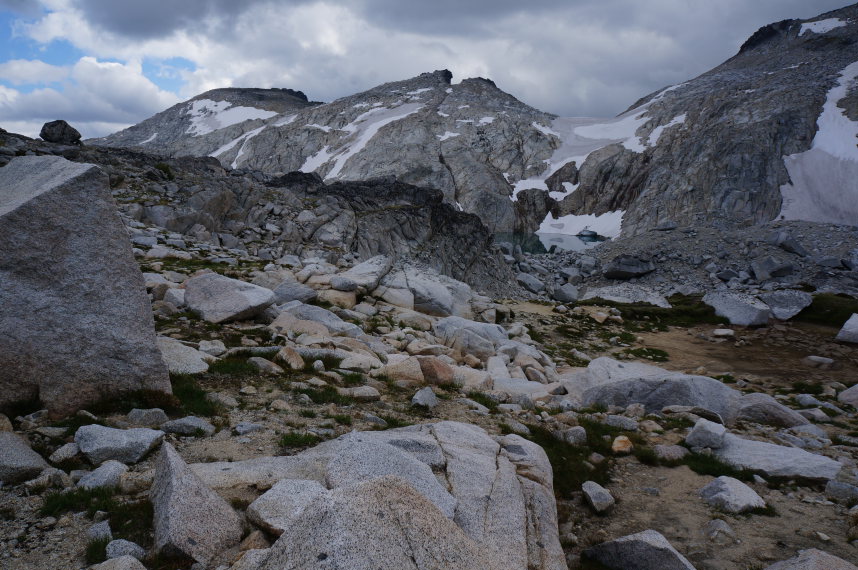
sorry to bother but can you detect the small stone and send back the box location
[248,357,284,375]
[88,520,113,541]
[198,340,227,356]
[161,416,216,437]
[127,408,169,427]
[582,481,615,513]
[234,422,263,435]
[78,460,129,489]
[412,387,438,409]
[0,432,50,483]
[48,442,80,464]
[612,435,633,454]
[686,418,726,449]
[654,445,689,462]
[106,539,146,560]
[239,385,258,395]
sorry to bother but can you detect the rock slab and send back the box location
[75,425,164,465]
[0,155,170,416]
[0,432,49,484]
[151,443,243,563]
[185,273,275,323]
[584,529,695,570]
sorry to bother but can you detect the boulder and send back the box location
[699,476,765,513]
[702,292,771,326]
[39,119,81,144]
[734,392,808,427]
[161,416,216,437]
[758,290,813,321]
[0,432,50,484]
[406,268,474,317]
[89,556,147,570]
[271,280,317,304]
[277,301,362,337]
[838,383,858,408]
[105,539,146,561]
[77,460,128,489]
[257,476,511,570]
[764,548,858,570]
[517,272,545,293]
[433,316,509,361]
[156,337,209,374]
[127,408,169,428]
[0,156,170,416]
[553,283,579,303]
[246,479,327,536]
[602,255,656,279]
[151,443,243,563]
[412,387,439,409]
[584,529,695,570]
[685,419,727,449]
[582,284,671,308]
[835,314,858,343]
[185,273,275,324]
[714,433,841,481]
[75,425,164,465]
[751,256,793,281]
[582,481,615,513]
[337,255,393,291]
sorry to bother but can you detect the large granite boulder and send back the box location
[758,290,812,321]
[75,425,164,465]
[151,443,243,564]
[702,292,771,326]
[39,120,81,144]
[584,529,695,570]
[0,156,170,416]
[602,255,656,279]
[713,433,841,481]
[185,273,275,323]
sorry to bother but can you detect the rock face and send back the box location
[151,443,243,563]
[39,120,81,144]
[258,476,512,570]
[584,529,695,570]
[0,155,170,416]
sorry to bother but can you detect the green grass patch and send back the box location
[516,424,612,498]
[378,415,413,429]
[278,432,322,448]
[299,409,317,418]
[584,294,729,327]
[85,537,109,564]
[295,386,354,406]
[207,357,257,377]
[465,392,499,412]
[624,347,669,362]
[791,381,824,395]
[154,162,174,180]
[745,504,779,517]
[714,374,736,384]
[171,374,222,417]
[302,354,344,373]
[341,372,364,387]
[40,487,117,517]
[330,414,352,426]
[681,453,757,482]
[794,293,858,328]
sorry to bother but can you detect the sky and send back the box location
[0,0,851,138]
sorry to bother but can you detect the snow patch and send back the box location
[300,145,335,173]
[406,87,433,95]
[532,122,559,137]
[274,114,297,127]
[185,99,276,136]
[479,116,495,125]
[458,105,470,109]
[140,132,157,144]
[512,177,549,198]
[438,131,460,141]
[305,124,334,132]
[446,88,453,94]
[539,210,624,238]
[647,113,686,146]
[800,18,847,36]
[780,61,858,225]
[325,102,423,179]
[437,111,450,118]
[230,125,267,169]
[574,111,649,152]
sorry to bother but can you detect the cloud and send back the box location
[0,59,69,84]
[0,56,179,137]
[1,0,852,137]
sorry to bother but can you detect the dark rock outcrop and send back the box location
[39,120,81,145]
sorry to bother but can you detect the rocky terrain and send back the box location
[91,5,858,241]
[2,3,858,569]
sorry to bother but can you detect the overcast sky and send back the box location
[0,0,850,138]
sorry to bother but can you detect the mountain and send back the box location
[90,4,858,238]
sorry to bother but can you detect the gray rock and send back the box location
[553,283,579,303]
[517,272,545,293]
[48,442,79,464]
[584,529,695,570]
[686,419,727,449]
[582,481,615,513]
[835,314,858,343]
[654,445,689,462]
[88,520,113,541]
[246,479,327,536]
[105,539,146,561]
[734,392,809,428]
[412,387,439,409]
[75,425,164,465]
[0,432,50,484]
[234,422,264,435]
[758,290,812,321]
[127,408,169,428]
[77,460,128,489]
[769,231,809,257]
[258,476,511,570]
[605,415,639,431]
[161,416,216,437]
[198,339,227,356]
[602,255,656,279]
[838,383,858,408]
[556,426,587,445]
[156,337,209,374]
[330,275,358,292]
[151,443,243,563]
[271,280,317,304]
[337,255,393,291]
[0,156,170,416]
[751,256,793,281]
[90,555,147,570]
[764,548,858,570]
[582,284,671,308]
[714,433,841,481]
[824,480,858,505]
[185,273,275,324]
[277,301,361,337]
[39,119,81,144]
[702,292,771,326]
[699,476,765,513]
[433,316,509,361]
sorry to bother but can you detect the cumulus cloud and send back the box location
[0,59,69,84]
[0,57,179,137]
[0,0,851,138]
